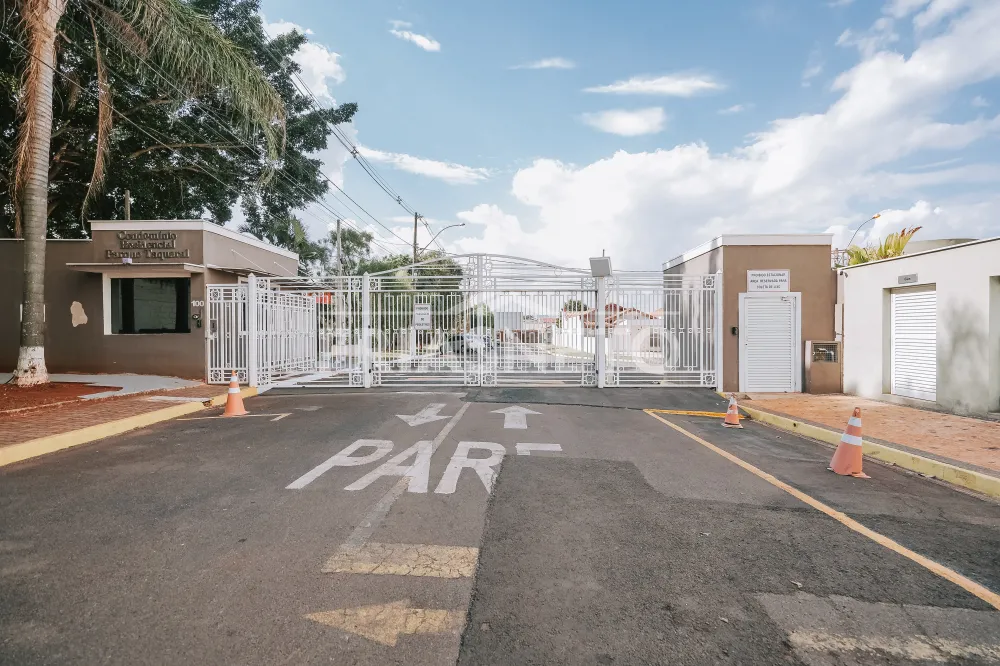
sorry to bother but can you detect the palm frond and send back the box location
[87,1,149,57]
[81,13,113,218]
[95,0,285,158]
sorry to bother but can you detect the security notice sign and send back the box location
[747,270,790,292]
[413,303,432,330]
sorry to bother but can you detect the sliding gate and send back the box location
[206,254,721,389]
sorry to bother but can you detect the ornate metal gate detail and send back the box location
[206,255,721,389]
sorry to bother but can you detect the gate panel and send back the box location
[607,272,720,387]
[207,284,248,384]
[217,256,721,390]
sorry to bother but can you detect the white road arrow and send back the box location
[397,403,450,427]
[491,405,541,429]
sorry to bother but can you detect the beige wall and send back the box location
[666,244,836,392]
[203,231,298,276]
[0,240,207,379]
[90,228,205,264]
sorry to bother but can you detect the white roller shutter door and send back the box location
[740,294,800,392]
[891,288,937,401]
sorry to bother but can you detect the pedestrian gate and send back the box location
[206,254,721,389]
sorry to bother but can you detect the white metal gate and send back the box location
[206,255,721,389]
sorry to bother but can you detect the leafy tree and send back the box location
[563,298,587,311]
[328,226,375,275]
[3,0,356,384]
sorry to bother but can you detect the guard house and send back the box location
[1,220,298,379]
[664,234,837,394]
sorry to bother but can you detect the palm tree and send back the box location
[846,226,922,266]
[10,0,286,385]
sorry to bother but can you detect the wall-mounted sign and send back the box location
[747,270,790,292]
[105,231,191,261]
[898,273,919,285]
[413,303,432,330]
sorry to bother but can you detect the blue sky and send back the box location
[259,0,1000,269]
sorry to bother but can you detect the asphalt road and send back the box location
[1,388,998,665]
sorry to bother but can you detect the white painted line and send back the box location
[434,441,505,494]
[287,440,394,490]
[346,441,434,492]
[295,406,322,412]
[178,413,291,421]
[491,405,541,429]
[396,403,450,427]
[342,403,471,550]
[515,443,562,456]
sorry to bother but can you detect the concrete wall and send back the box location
[203,230,298,276]
[665,245,835,392]
[842,239,1000,416]
[0,240,206,379]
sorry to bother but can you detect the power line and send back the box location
[256,28,447,253]
[2,26,405,259]
[49,15,408,256]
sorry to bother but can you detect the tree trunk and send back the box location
[13,0,68,386]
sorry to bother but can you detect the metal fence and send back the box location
[207,254,721,389]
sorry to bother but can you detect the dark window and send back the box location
[110,278,191,334]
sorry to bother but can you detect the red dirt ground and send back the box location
[0,382,118,413]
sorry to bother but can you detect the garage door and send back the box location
[739,293,801,392]
[891,288,937,401]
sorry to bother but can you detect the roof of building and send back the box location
[662,234,833,271]
[840,235,1000,270]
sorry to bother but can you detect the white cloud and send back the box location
[802,48,824,86]
[446,2,1000,269]
[262,17,344,100]
[358,146,490,184]
[828,0,855,6]
[389,25,441,52]
[584,74,724,97]
[511,57,576,70]
[972,95,990,107]
[718,104,750,115]
[581,108,666,136]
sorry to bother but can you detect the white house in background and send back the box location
[841,237,1000,417]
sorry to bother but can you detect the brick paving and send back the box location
[0,384,228,447]
[744,393,1000,474]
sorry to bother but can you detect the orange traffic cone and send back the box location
[223,371,248,417]
[722,394,743,428]
[828,407,869,478]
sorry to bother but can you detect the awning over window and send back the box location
[66,262,205,276]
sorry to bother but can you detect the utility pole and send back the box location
[336,219,343,277]
[413,212,420,267]
[124,190,131,220]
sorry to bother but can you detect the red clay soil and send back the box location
[0,382,116,412]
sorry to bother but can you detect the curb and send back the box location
[739,403,1000,500]
[0,387,258,468]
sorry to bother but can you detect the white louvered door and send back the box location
[739,293,801,392]
[891,288,937,402]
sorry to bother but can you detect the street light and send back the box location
[420,223,466,252]
[846,213,882,249]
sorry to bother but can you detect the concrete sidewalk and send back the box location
[0,383,252,467]
[742,394,1000,474]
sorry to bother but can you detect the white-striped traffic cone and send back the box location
[223,371,248,417]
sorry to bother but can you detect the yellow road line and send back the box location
[643,410,1000,611]
[646,409,743,419]
[323,542,478,578]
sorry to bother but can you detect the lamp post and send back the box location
[846,213,882,249]
[420,223,467,253]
